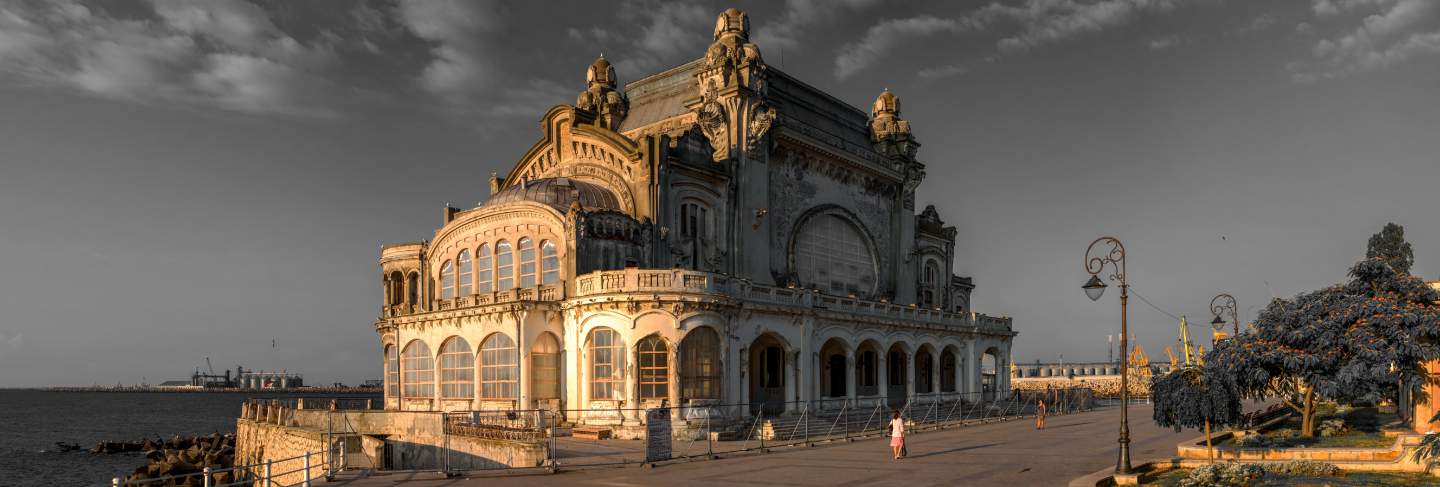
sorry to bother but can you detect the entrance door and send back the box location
[751,344,785,415]
[827,354,847,397]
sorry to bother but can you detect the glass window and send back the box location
[439,337,474,399]
[680,327,721,401]
[857,349,878,395]
[456,250,472,296]
[531,332,561,400]
[588,328,624,400]
[401,340,434,398]
[678,202,710,269]
[406,272,419,305]
[916,350,934,394]
[479,333,517,399]
[519,238,536,288]
[795,214,876,296]
[385,345,399,398]
[941,351,957,393]
[496,240,513,290]
[541,240,559,285]
[439,260,455,299]
[888,350,906,386]
[476,244,492,293]
[637,336,669,400]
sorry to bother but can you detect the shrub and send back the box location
[1318,419,1348,438]
[1179,462,1264,487]
[1264,460,1340,477]
[1236,429,1298,448]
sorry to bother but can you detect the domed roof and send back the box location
[481,177,622,212]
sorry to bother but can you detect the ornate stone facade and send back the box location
[374,8,1015,428]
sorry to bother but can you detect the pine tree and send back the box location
[1366,222,1414,275]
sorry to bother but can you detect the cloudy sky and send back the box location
[1,0,1438,387]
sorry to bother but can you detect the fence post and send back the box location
[303,451,312,487]
[203,466,212,487]
[264,458,273,487]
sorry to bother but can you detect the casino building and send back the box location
[374,8,1016,430]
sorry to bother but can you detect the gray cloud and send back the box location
[0,0,355,118]
[1291,0,1440,82]
[751,0,883,53]
[834,0,1192,80]
[567,1,712,76]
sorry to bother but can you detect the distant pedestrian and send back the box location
[1036,399,1047,430]
[889,411,906,460]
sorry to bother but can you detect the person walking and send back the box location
[889,411,906,460]
[1035,399,1047,430]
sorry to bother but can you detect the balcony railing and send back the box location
[572,268,1013,334]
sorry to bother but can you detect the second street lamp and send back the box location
[1210,293,1238,337]
[1083,236,1132,475]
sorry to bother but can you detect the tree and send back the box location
[1367,222,1414,275]
[1152,366,1243,462]
[1207,259,1440,437]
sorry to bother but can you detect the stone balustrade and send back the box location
[572,268,1013,335]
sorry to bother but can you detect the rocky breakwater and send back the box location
[96,433,238,485]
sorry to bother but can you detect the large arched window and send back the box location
[541,240,559,285]
[479,333,517,399]
[587,328,624,400]
[531,332,561,400]
[678,201,711,269]
[439,260,455,299]
[476,244,493,293]
[401,340,434,398]
[518,237,536,288]
[439,337,474,399]
[495,240,514,290]
[385,344,399,398]
[637,335,669,400]
[680,327,721,401]
[456,250,473,296]
[794,214,876,296]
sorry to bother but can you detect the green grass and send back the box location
[1145,468,1437,486]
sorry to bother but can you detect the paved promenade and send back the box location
[330,404,1193,487]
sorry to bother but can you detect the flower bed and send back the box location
[1223,405,1396,449]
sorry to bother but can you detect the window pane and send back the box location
[496,241,513,290]
[439,261,454,299]
[402,341,434,398]
[456,250,472,296]
[519,238,536,288]
[479,333,517,399]
[439,337,473,399]
[589,328,624,400]
[796,215,875,297]
[541,240,559,285]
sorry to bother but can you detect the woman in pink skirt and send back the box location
[889,411,905,460]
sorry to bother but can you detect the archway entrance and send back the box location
[750,334,787,415]
[886,343,909,408]
[820,338,848,399]
[981,347,999,402]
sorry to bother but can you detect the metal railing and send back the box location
[113,450,330,487]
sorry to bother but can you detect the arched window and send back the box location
[401,340,434,398]
[479,333,517,399]
[518,238,536,288]
[531,332,561,400]
[439,337,474,399]
[680,327,721,401]
[456,250,472,296]
[476,244,492,293]
[921,260,942,308]
[541,240,559,285]
[439,260,455,299]
[385,344,399,398]
[587,328,624,400]
[637,335,669,400]
[940,350,957,393]
[496,240,514,290]
[794,214,876,296]
[388,271,404,306]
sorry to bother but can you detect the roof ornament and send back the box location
[576,54,628,129]
[869,89,916,157]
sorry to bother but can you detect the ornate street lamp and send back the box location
[1083,236,1132,475]
[1210,293,1238,337]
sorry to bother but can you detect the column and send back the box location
[905,350,916,401]
[966,340,979,397]
[877,349,889,405]
[667,346,681,416]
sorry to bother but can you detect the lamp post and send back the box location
[1082,236,1132,475]
[1209,293,1238,337]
